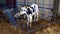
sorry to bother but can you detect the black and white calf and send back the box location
[14,4,39,27]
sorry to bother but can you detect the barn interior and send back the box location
[0,0,60,34]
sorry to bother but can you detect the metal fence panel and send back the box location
[16,0,53,20]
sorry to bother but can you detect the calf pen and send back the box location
[0,0,59,34]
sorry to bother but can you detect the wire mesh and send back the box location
[5,0,54,20]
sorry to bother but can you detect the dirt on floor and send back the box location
[0,18,60,34]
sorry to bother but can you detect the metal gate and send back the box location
[16,0,54,21]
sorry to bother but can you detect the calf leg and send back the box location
[29,14,32,28]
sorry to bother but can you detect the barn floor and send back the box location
[0,10,60,34]
[0,17,60,34]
